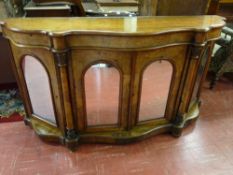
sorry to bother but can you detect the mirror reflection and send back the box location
[85,63,120,126]
[139,60,173,122]
[22,55,56,124]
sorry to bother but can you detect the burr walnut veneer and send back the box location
[0,16,224,150]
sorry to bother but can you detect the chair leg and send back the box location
[210,75,216,89]
[210,68,225,89]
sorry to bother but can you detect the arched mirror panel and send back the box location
[85,63,120,126]
[139,60,173,122]
[22,55,57,125]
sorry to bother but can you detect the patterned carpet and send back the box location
[0,89,25,118]
[0,1,23,122]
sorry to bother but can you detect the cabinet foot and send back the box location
[65,129,79,151]
[171,127,183,137]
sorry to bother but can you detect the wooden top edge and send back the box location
[0,16,225,37]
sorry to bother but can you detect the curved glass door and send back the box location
[22,55,56,124]
[139,60,173,122]
[85,63,120,126]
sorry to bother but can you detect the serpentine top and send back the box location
[0,16,225,36]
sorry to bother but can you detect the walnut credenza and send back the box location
[0,16,224,150]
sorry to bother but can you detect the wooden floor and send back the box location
[0,75,233,175]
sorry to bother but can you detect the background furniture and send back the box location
[24,1,74,17]
[3,0,232,17]
[2,0,29,17]
[33,0,85,15]
[95,0,138,15]
[208,0,233,88]
[0,33,16,86]
[1,16,224,150]
[24,0,85,16]
[209,26,233,88]
[82,0,137,16]
[24,0,138,17]
[208,0,233,22]
[139,0,211,16]
[0,1,17,87]
[218,1,233,23]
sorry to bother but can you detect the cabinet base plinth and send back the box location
[26,102,200,150]
[171,101,200,137]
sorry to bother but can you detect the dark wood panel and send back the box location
[0,35,16,85]
[139,0,211,16]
